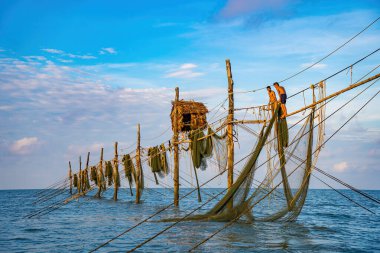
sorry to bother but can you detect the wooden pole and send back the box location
[286,73,380,118]
[78,156,82,194]
[69,161,72,195]
[173,87,180,206]
[226,59,234,194]
[113,142,119,201]
[83,152,90,196]
[232,120,266,124]
[95,148,104,198]
[135,124,141,204]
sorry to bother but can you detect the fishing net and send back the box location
[90,166,98,185]
[122,154,135,193]
[186,124,228,173]
[113,159,120,188]
[73,174,78,188]
[147,144,170,184]
[105,161,113,186]
[167,102,323,222]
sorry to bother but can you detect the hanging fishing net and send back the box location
[165,101,324,222]
[185,124,228,174]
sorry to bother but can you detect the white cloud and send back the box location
[165,63,204,78]
[180,63,197,69]
[42,48,64,54]
[99,47,117,55]
[41,49,96,60]
[67,143,104,157]
[300,63,327,69]
[23,56,47,61]
[333,161,348,172]
[10,137,39,155]
[57,59,73,63]
[66,53,96,59]
[0,105,13,111]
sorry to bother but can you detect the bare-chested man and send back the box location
[273,82,287,118]
[266,86,277,116]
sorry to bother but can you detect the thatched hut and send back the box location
[171,100,209,132]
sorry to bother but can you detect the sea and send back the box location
[0,189,379,253]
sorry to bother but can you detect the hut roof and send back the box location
[171,100,208,114]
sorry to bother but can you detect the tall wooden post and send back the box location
[226,59,234,192]
[135,124,141,204]
[69,161,72,195]
[83,152,90,196]
[78,156,82,194]
[95,148,104,198]
[113,142,119,201]
[173,87,180,206]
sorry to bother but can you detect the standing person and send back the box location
[266,86,277,116]
[273,82,287,118]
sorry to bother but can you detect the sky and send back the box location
[0,0,380,190]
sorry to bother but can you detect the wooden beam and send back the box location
[287,73,380,118]
[233,120,266,124]
[83,152,90,196]
[113,142,119,201]
[68,161,72,195]
[78,156,82,194]
[135,124,141,204]
[173,87,180,206]
[95,148,104,198]
[226,59,234,194]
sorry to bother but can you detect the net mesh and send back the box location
[166,99,325,222]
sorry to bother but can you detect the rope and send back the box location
[234,48,380,113]
[287,47,380,99]
[127,188,228,252]
[279,16,380,83]
[311,174,374,214]
[235,75,379,167]
[229,16,380,98]
[122,79,380,249]
[285,149,380,205]
[88,166,230,252]
[189,87,380,251]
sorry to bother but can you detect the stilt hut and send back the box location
[171,100,209,132]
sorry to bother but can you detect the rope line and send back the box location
[279,16,380,83]
[189,87,380,251]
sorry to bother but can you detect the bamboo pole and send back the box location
[173,87,180,206]
[232,120,266,124]
[95,148,104,198]
[113,142,119,201]
[286,73,380,118]
[69,161,72,195]
[135,124,141,204]
[226,59,234,193]
[77,156,82,193]
[83,152,90,196]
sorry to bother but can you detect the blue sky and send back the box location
[0,0,380,190]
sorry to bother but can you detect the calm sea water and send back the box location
[0,189,379,252]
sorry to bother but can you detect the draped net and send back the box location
[164,97,325,222]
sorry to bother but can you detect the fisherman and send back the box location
[266,86,277,116]
[273,82,287,118]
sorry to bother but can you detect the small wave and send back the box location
[10,237,31,241]
[24,228,46,232]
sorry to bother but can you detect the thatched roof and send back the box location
[170,100,209,132]
[171,100,208,115]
